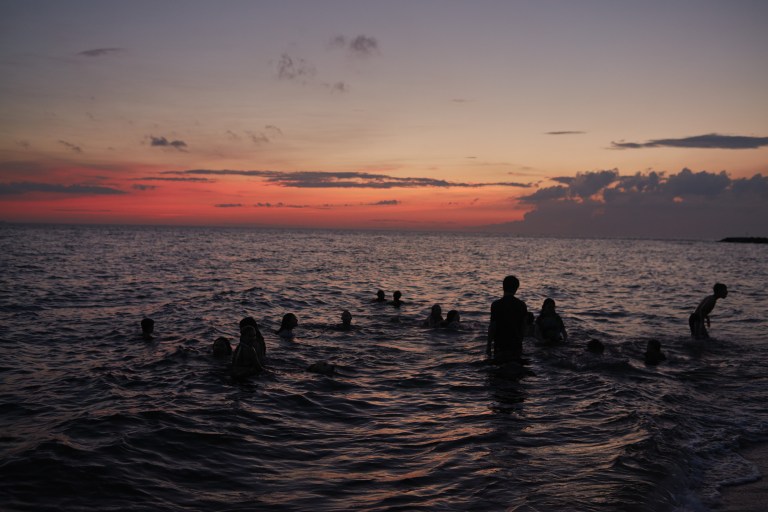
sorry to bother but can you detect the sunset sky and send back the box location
[1,0,767,238]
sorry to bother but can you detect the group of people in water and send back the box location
[139,276,728,379]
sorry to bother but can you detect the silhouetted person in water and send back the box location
[232,326,264,378]
[373,289,386,303]
[689,283,728,339]
[423,304,444,328]
[587,339,605,354]
[212,337,232,357]
[644,339,666,365]
[390,290,404,308]
[535,298,568,343]
[238,316,265,360]
[276,313,298,338]
[141,317,154,340]
[440,310,461,330]
[332,310,354,331]
[487,275,528,363]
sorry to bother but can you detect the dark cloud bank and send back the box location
[485,169,768,240]
[78,48,123,57]
[162,169,530,189]
[611,134,768,150]
[0,182,125,196]
[149,136,187,151]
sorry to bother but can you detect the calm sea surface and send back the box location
[1,224,766,511]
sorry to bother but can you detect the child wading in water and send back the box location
[689,283,728,339]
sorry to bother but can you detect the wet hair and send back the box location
[646,339,662,352]
[141,317,154,334]
[713,283,728,297]
[587,339,604,354]
[541,298,556,311]
[341,310,352,324]
[241,325,258,342]
[376,289,385,300]
[445,310,460,323]
[212,337,232,356]
[239,316,259,331]
[502,275,520,294]
[278,313,298,332]
[431,304,442,316]
[393,290,402,300]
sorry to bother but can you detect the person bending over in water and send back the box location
[487,275,528,363]
[440,310,461,330]
[423,304,444,328]
[689,283,728,339]
[232,326,265,378]
[373,289,387,303]
[535,298,568,343]
[390,290,404,308]
[276,313,298,338]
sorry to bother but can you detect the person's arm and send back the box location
[487,321,495,357]
[559,316,568,342]
[700,296,716,327]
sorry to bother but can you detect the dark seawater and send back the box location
[1,224,766,511]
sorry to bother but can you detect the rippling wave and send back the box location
[1,225,766,511]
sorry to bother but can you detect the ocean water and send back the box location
[0,224,766,512]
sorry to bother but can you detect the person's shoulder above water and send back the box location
[232,325,265,378]
[440,310,461,330]
[331,310,356,331]
[389,290,405,307]
[535,298,567,343]
[275,313,298,338]
[423,303,443,328]
[212,336,232,357]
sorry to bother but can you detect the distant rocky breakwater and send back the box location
[719,237,768,244]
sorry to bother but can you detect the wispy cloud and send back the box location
[276,53,316,81]
[0,182,125,196]
[611,133,768,150]
[331,34,380,57]
[161,169,532,189]
[132,184,156,191]
[222,199,400,210]
[546,131,585,135]
[327,81,349,93]
[58,140,83,153]
[254,202,309,209]
[134,176,213,183]
[78,48,123,57]
[149,136,188,151]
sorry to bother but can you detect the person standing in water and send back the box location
[689,283,728,339]
[487,275,528,362]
